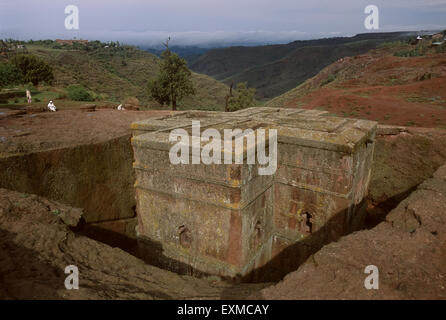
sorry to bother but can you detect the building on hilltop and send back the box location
[55,39,89,45]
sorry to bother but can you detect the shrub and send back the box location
[57,92,67,99]
[377,41,402,49]
[24,82,34,91]
[67,85,94,101]
[123,96,139,106]
[227,82,256,112]
[418,73,432,81]
[394,44,427,57]
[435,43,446,54]
[322,73,336,86]
[10,55,54,85]
[0,62,22,88]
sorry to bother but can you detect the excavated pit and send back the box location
[1,109,446,285]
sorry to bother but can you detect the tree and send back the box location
[10,55,54,86]
[227,82,257,112]
[0,62,22,88]
[224,82,234,112]
[147,39,195,110]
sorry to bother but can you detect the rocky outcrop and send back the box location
[254,164,446,299]
[367,125,446,226]
[1,162,445,299]
[0,188,267,299]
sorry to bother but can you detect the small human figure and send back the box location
[47,100,57,112]
[26,89,32,104]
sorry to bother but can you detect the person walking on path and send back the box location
[26,89,32,104]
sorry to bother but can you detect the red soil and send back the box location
[284,53,446,128]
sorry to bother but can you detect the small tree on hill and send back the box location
[10,55,54,86]
[224,82,234,112]
[147,38,195,110]
[227,82,257,112]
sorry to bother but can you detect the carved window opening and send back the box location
[178,225,192,249]
[254,220,262,246]
[301,212,313,235]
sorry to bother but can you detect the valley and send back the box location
[188,32,425,100]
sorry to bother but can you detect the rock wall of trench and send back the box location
[367,126,446,225]
[0,135,136,224]
[0,124,445,298]
[1,157,444,299]
[253,164,446,299]
[2,125,445,228]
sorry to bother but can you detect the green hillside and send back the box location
[189,32,420,100]
[1,42,229,111]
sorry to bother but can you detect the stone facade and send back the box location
[131,108,377,278]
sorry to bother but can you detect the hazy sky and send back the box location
[1,0,445,46]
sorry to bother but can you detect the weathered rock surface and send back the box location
[0,188,267,299]
[253,164,446,299]
[367,125,446,226]
[1,108,445,299]
[1,160,445,299]
[131,108,377,279]
[0,110,173,225]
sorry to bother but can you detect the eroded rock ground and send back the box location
[253,165,446,299]
[1,109,445,299]
[0,189,268,299]
[2,164,445,299]
[0,109,171,157]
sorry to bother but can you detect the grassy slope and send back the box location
[265,41,446,128]
[21,44,229,111]
[189,33,418,100]
[225,41,379,100]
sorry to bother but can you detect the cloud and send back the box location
[93,30,313,46]
[381,24,446,32]
[0,0,445,46]
[0,29,346,47]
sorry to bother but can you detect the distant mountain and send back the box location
[143,45,212,64]
[189,32,426,100]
